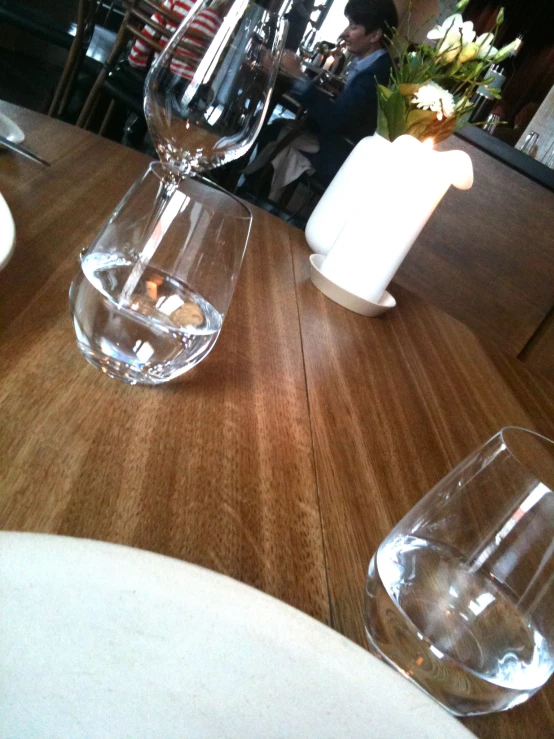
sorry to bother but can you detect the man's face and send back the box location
[342,18,381,56]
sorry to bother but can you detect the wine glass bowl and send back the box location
[144,0,287,176]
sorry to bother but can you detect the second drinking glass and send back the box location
[365,427,554,717]
[70,164,252,384]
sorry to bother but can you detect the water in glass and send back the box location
[365,535,553,716]
[70,251,222,385]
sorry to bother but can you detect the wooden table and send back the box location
[1,101,553,738]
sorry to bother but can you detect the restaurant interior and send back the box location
[0,0,553,737]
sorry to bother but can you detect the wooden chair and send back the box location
[76,0,216,133]
[49,0,102,117]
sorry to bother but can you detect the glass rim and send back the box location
[146,162,253,221]
[497,426,554,489]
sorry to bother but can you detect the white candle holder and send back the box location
[310,254,396,317]
[306,135,473,313]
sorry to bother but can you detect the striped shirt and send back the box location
[129,0,222,81]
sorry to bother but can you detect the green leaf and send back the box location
[383,91,406,141]
[378,85,393,100]
[456,108,473,127]
[377,103,390,140]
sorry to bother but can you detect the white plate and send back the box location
[0,191,15,269]
[0,112,25,145]
[0,533,473,738]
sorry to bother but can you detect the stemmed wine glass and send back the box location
[144,0,288,177]
[126,0,287,283]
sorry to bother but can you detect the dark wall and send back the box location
[464,0,554,124]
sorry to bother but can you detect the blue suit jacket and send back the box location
[297,52,393,184]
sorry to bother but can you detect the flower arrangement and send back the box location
[377,0,519,144]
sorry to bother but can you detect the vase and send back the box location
[305,134,473,306]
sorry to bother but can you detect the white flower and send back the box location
[493,38,522,62]
[412,81,456,120]
[475,32,497,59]
[427,13,476,63]
[427,14,475,45]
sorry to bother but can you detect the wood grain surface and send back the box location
[289,230,554,739]
[520,306,554,381]
[1,102,553,737]
[396,135,554,359]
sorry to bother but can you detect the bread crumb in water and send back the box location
[171,302,204,327]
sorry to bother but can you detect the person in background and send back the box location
[243,0,398,199]
[285,0,315,52]
[109,0,228,147]
[128,0,226,80]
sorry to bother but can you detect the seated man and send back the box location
[244,0,398,199]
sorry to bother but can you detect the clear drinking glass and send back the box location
[144,0,287,176]
[520,131,539,158]
[69,163,252,385]
[365,427,554,717]
[483,113,500,134]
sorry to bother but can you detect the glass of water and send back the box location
[69,162,252,385]
[365,427,554,717]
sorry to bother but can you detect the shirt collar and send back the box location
[348,49,388,82]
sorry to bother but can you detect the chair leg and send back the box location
[77,67,109,127]
[98,99,117,136]
[48,0,90,117]
[48,39,80,116]
[82,88,106,129]
[76,1,134,128]
[57,51,85,118]
[277,180,299,209]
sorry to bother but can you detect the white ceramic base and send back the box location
[310,254,396,317]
